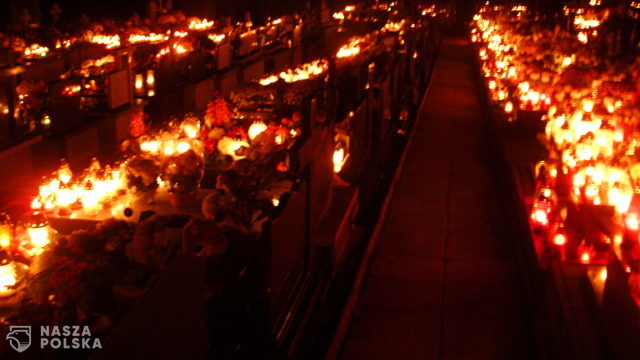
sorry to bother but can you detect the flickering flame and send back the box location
[383,20,405,32]
[208,34,226,43]
[177,140,191,154]
[81,190,100,212]
[173,43,189,54]
[580,251,591,263]
[259,75,279,86]
[531,208,549,225]
[24,44,49,58]
[578,31,588,44]
[174,30,188,38]
[583,99,594,113]
[0,263,17,297]
[240,29,257,39]
[135,74,144,93]
[562,56,574,67]
[28,226,49,249]
[128,33,168,44]
[146,70,155,88]
[599,268,607,281]
[181,122,200,139]
[0,226,11,249]
[574,15,602,30]
[55,38,74,49]
[553,233,567,246]
[189,18,215,31]
[259,59,328,85]
[337,37,363,58]
[163,141,177,156]
[504,101,514,114]
[626,213,639,231]
[140,140,161,153]
[248,122,268,140]
[333,148,347,173]
[155,47,171,60]
[89,34,121,49]
[62,85,82,96]
[279,59,328,83]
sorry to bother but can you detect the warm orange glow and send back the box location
[217,137,249,160]
[382,20,405,32]
[0,223,11,249]
[163,140,177,156]
[24,44,49,58]
[553,233,567,246]
[188,18,215,31]
[128,33,168,44]
[259,75,279,86]
[181,120,201,139]
[174,30,189,38]
[248,121,268,140]
[0,263,17,297]
[177,141,191,154]
[146,70,155,88]
[258,59,328,85]
[208,34,226,43]
[279,59,329,83]
[333,148,347,173]
[531,208,548,225]
[626,213,639,231]
[62,85,82,96]
[504,101,514,114]
[173,43,189,54]
[580,251,591,263]
[27,225,49,249]
[140,139,161,153]
[88,34,121,49]
[337,37,363,58]
[135,74,144,94]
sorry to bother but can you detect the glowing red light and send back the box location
[580,252,591,263]
[531,208,548,225]
[625,213,639,231]
[553,233,567,246]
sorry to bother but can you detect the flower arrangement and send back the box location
[124,157,161,203]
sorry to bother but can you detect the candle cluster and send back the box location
[337,36,364,59]
[87,34,122,49]
[472,4,640,290]
[134,70,156,97]
[23,44,49,59]
[30,160,126,217]
[127,32,169,44]
[570,6,607,44]
[382,19,405,32]
[188,18,215,31]
[258,59,329,86]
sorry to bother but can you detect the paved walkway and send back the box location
[338,38,537,359]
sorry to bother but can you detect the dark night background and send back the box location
[0,0,573,30]
[1,0,354,27]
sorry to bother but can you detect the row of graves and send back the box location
[0,3,448,358]
[473,3,640,358]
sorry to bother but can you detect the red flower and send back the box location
[204,98,233,128]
